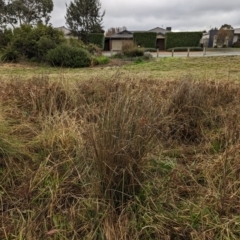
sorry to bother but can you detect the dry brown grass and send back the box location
[1,72,240,239]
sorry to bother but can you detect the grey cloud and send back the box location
[51,0,240,31]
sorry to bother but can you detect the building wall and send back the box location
[111,39,133,51]
[233,35,240,43]
[209,29,234,47]
[208,30,218,47]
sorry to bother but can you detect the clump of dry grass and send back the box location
[86,80,161,209]
[1,74,240,239]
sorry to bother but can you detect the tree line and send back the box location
[0,0,105,43]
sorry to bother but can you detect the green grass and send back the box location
[93,55,110,65]
[1,56,240,82]
[1,57,240,239]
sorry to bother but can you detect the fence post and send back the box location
[203,47,206,56]
[187,48,190,57]
[157,48,159,58]
[172,49,174,57]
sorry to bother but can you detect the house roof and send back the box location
[107,27,170,39]
[55,26,71,36]
[109,30,133,39]
[148,27,170,34]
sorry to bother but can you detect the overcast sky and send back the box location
[51,0,240,31]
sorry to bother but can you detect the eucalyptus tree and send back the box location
[65,0,105,43]
[0,0,53,28]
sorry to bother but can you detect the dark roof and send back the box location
[148,27,170,34]
[107,27,170,39]
[107,30,133,39]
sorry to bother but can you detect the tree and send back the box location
[105,26,127,36]
[215,24,234,47]
[220,24,233,30]
[0,0,53,28]
[65,0,105,43]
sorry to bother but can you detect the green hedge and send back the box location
[144,48,157,52]
[88,33,104,49]
[165,32,202,50]
[133,32,157,48]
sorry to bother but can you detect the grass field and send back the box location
[1,56,240,81]
[1,56,240,239]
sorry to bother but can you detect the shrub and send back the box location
[92,56,110,66]
[112,52,124,59]
[68,39,102,56]
[8,24,65,61]
[1,46,19,62]
[46,44,91,68]
[68,38,85,48]
[232,41,240,48]
[144,48,157,52]
[143,52,153,60]
[122,42,144,57]
[0,28,13,50]
[125,48,144,57]
[37,37,57,61]
[85,43,102,55]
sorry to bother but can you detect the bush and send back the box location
[68,38,85,48]
[232,41,240,48]
[92,56,110,66]
[37,37,57,61]
[143,52,153,60]
[122,42,144,57]
[0,28,13,50]
[68,39,102,56]
[125,48,144,57]
[85,43,102,55]
[1,46,19,62]
[112,52,124,59]
[46,44,91,68]
[144,48,157,52]
[7,24,65,62]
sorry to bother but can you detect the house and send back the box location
[104,30,133,51]
[55,26,77,39]
[104,27,172,51]
[201,28,239,48]
[233,28,240,44]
